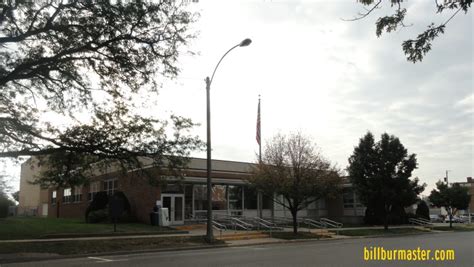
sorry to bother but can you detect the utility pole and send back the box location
[444,170,451,186]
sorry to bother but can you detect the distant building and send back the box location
[18,157,365,225]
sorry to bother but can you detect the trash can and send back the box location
[149,212,159,226]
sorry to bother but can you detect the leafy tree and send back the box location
[0,1,202,184]
[429,181,470,228]
[415,200,430,220]
[249,133,341,235]
[11,190,19,203]
[348,132,425,230]
[348,0,472,62]
[0,174,13,218]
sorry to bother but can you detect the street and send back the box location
[5,231,473,267]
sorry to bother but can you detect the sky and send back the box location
[4,0,473,195]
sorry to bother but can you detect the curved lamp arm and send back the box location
[208,38,252,86]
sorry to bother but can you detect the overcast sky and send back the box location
[4,0,473,195]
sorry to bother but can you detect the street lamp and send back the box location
[205,38,252,242]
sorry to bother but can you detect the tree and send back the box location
[249,133,341,235]
[0,1,202,184]
[348,132,425,230]
[415,200,430,220]
[11,190,19,203]
[348,0,472,63]
[0,174,13,218]
[429,181,470,228]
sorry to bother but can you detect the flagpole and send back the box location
[258,95,262,164]
[256,95,262,218]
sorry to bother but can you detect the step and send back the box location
[216,232,270,241]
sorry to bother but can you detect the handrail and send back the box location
[416,218,431,224]
[303,218,326,229]
[320,218,343,228]
[212,220,227,231]
[253,217,277,227]
[231,217,253,230]
[409,218,433,226]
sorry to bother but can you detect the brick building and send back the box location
[18,157,365,225]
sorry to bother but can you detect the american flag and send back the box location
[256,98,261,146]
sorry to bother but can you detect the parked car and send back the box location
[444,216,467,223]
[429,214,443,223]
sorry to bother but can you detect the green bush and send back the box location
[85,191,134,223]
[416,201,430,220]
[0,195,13,218]
[87,209,109,223]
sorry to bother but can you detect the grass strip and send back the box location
[0,217,179,240]
[331,228,429,236]
[0,236,220,255]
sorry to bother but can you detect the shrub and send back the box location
[85,191,134,223]
[0,195,13,218]
[416,201,430,220]
[87,209,109,223]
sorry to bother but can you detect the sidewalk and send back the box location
[0,224,434,243]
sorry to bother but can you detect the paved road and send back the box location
[6,232,473,267]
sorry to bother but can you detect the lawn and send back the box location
[331,227,430,236]
[432,225,474,232]
[0,217,182,240]
[0,236,219,260]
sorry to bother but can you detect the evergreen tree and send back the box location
[348,132,425,230]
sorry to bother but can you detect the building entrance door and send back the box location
[161,194,184,225]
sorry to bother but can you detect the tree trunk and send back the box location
[291,209,298,235]
[383,205,389,230]
[449,212,453,229]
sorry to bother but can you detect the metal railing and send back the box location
[409,218,433,226]
[320,218,343,228]
[303,218,326,229]
[231,217,253,230]
[253,217,284,231]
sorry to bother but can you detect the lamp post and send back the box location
[205,38,252,242]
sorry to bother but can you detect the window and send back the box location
[343,188,364,208]
[63,188,72,203]
[211,185,227,210]
[262,194,272,209]
[228,185,242,210]
[193,184,208,211]
[88,181,100,201]
[73,186,82,202]
[244,186,258,209]
[51,190,57,205]
[103,179,118,195]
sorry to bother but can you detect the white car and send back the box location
[444,216,466,223]
[429,215,443,223]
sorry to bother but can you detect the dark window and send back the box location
[343,188,354,208]
[88,181,100,201]
[193,185,208,211]
[51,190,57,205]
[185,185,193,219]
[228,185,242,210]
[262,194,272,209]
[244,186,258,209]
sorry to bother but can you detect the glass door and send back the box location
[161,194,184,225]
